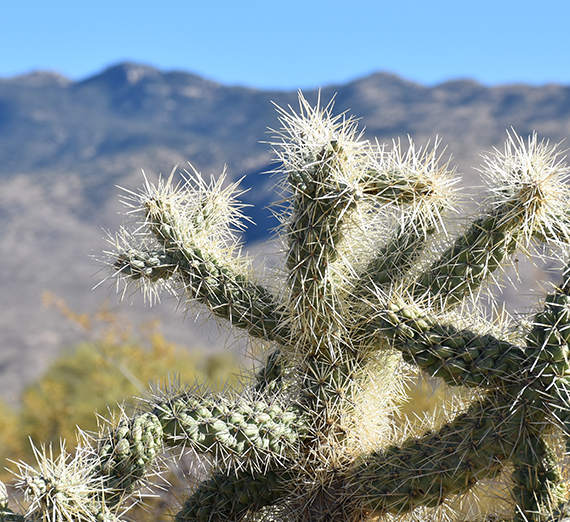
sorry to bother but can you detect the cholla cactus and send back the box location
[5,93,570,522]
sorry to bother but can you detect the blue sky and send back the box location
[2,0,570,89]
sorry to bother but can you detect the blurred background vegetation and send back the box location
[0,292,242,485]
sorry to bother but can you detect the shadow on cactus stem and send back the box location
[5,91,570,522]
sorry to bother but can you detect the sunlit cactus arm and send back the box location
[9,413,164,522]
[9,441,124,522]
[360,137,456,204]
[6,399,298,522]
[525,273,570,376]
[8,413,165,522]
[532,210,570,244]
[353,255,570,521]
[148,387,306,470]
[357,216,441,288]
[114,241,287,342]
[505,361,568,522]
[550,378,570,452]
[176,466,294,522]
[271,95,365,352]
[350,396,516,516]
[270,95,382,448]
[410,132,570,311]
[112,247,175,283]
[409,204,520,309]
[355,139,459,291]
[109,170,288,343]
[364,299,524,388]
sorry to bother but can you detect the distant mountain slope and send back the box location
[1,62,569,403]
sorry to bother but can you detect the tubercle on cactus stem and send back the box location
[6,92,570,522]
[146,387,306,472]
[363,300,524,388]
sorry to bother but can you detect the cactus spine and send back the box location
[4,93,570,522]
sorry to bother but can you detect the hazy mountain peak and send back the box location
[2,70,72,87]
[79,61,163,88]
